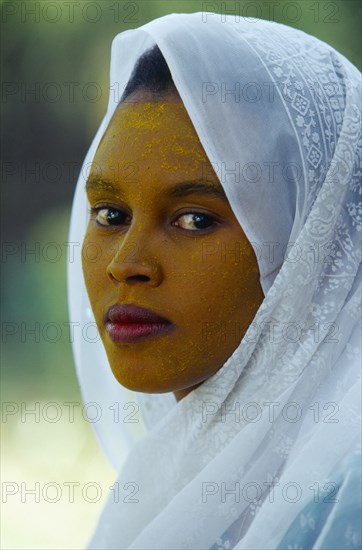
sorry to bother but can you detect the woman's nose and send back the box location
[106,231,163,288]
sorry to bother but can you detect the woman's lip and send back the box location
[105,303,171,324]
[105,321,174,344]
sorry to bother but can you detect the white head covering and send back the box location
[67,12,361,549]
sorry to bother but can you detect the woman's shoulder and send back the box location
[277,451,362,550]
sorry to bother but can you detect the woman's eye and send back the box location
[89,208,217,232]
[90,207,129,227]
[173,212,216,231]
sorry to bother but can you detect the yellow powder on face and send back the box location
[119,102,172,130]
[116,102,209,173]
[83,97,265,399]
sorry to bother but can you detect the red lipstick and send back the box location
[104,303,174,344]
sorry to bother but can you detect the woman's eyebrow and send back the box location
[85,177,227,201]
[85,177,122,195]
[168,181,228,201]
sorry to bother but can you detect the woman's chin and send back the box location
[109,366,176,394]
[108,364,202,396]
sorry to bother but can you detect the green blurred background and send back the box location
[1,0,361,548]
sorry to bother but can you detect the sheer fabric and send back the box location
[67,13,361,549]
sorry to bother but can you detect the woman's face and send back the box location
[82,92,264,401]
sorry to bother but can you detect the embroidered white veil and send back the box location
[67,12,361,549]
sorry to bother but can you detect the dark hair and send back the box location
[120,45,178,102]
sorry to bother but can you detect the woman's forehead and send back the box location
[93,101,214,178]
[111,100,195,132]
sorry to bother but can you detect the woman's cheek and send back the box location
[82,231,103,294]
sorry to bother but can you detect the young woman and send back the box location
[67,12,361,549]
